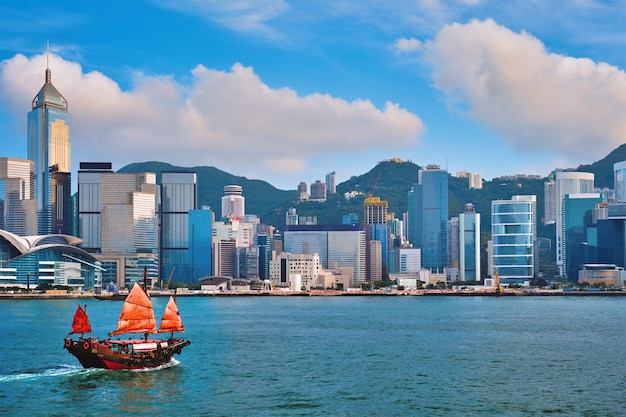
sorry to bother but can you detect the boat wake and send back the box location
[132,358,180,372]
[0,364,99,382]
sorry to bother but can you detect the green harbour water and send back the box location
[1,295,625,416]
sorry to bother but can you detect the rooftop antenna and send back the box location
[45,40,51,83]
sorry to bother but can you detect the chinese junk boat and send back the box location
[64,281,190,370]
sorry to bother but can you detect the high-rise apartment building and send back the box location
[326,172,336,194]
[459,203,480,281]
[0,158,37,236]
[160,171,198,282]
[491,195,536,284]
[28,63,72,235]
[77,163,159,288]
[297,182,308,201]
[408,165,448,271]
[544,179,557,224]
[221,185,245,219]
[310,180,327,201]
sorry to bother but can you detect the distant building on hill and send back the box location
[310,180,326,201]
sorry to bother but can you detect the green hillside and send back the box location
[118,142,623,233]
[118,161,297,220]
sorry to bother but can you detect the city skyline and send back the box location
[2,2,626,190]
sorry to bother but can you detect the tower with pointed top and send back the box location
[27,58,72,235]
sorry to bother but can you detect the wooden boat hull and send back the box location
[64,337,190,370]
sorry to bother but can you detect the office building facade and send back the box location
[459,203,480,281]
[0,158,37,236]
[77,164,159,288]
[563,193,602,281]
[491,195,536,284]
[554,171,595,276]
[27,64,72,235]
[408,165,448,271]
[160,171,198,282]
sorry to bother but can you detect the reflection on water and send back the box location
[60,361,186,415]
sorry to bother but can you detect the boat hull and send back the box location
[64,337,190,370]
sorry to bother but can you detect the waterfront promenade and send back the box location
[1,288,624,299]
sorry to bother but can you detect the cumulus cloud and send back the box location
[424,19,626,164]
[0,53,424,181]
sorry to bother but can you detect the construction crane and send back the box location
[368,173,381,197]
[164,267,176,291]
[494,271,503,295]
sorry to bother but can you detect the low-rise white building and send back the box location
[270,252,321,289]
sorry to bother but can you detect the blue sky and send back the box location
[2,1,626,190]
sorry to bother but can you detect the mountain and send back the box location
[118,143,624,231]
[576,143,626,188]
[118,161,297,221]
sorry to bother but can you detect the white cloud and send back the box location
[155,0,288,35]
[0,53,424,182]
[424,19,626,166]
[393,38,422,53]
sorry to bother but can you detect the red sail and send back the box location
[109,281,157,336]
[158,296,185,333]
[70,305,92,334]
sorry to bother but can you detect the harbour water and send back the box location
[1,295,625,416]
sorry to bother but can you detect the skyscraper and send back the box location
[160,171,198,282]
[491,195,536,285]
[77,163,159,288]
[613,161,626,202]
[563,193,602,281]
[221,185,245,219]
[0,158,37,236]
[27,60,72,235]
[325,172,336,194]
[554,171,595,276]
[364,196,390,279]
[459,203,480,281]
[408,165,448,271]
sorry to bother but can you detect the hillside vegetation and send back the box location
[119,143,623,236]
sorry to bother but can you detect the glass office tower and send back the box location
[563,193,602,281]
[459,203,480,281]
[491,195,536,284]
[27,65,72,235]
[160,171,198,282]
[409,165,448,271]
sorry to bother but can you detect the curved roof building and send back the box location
[0,230,102,290]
